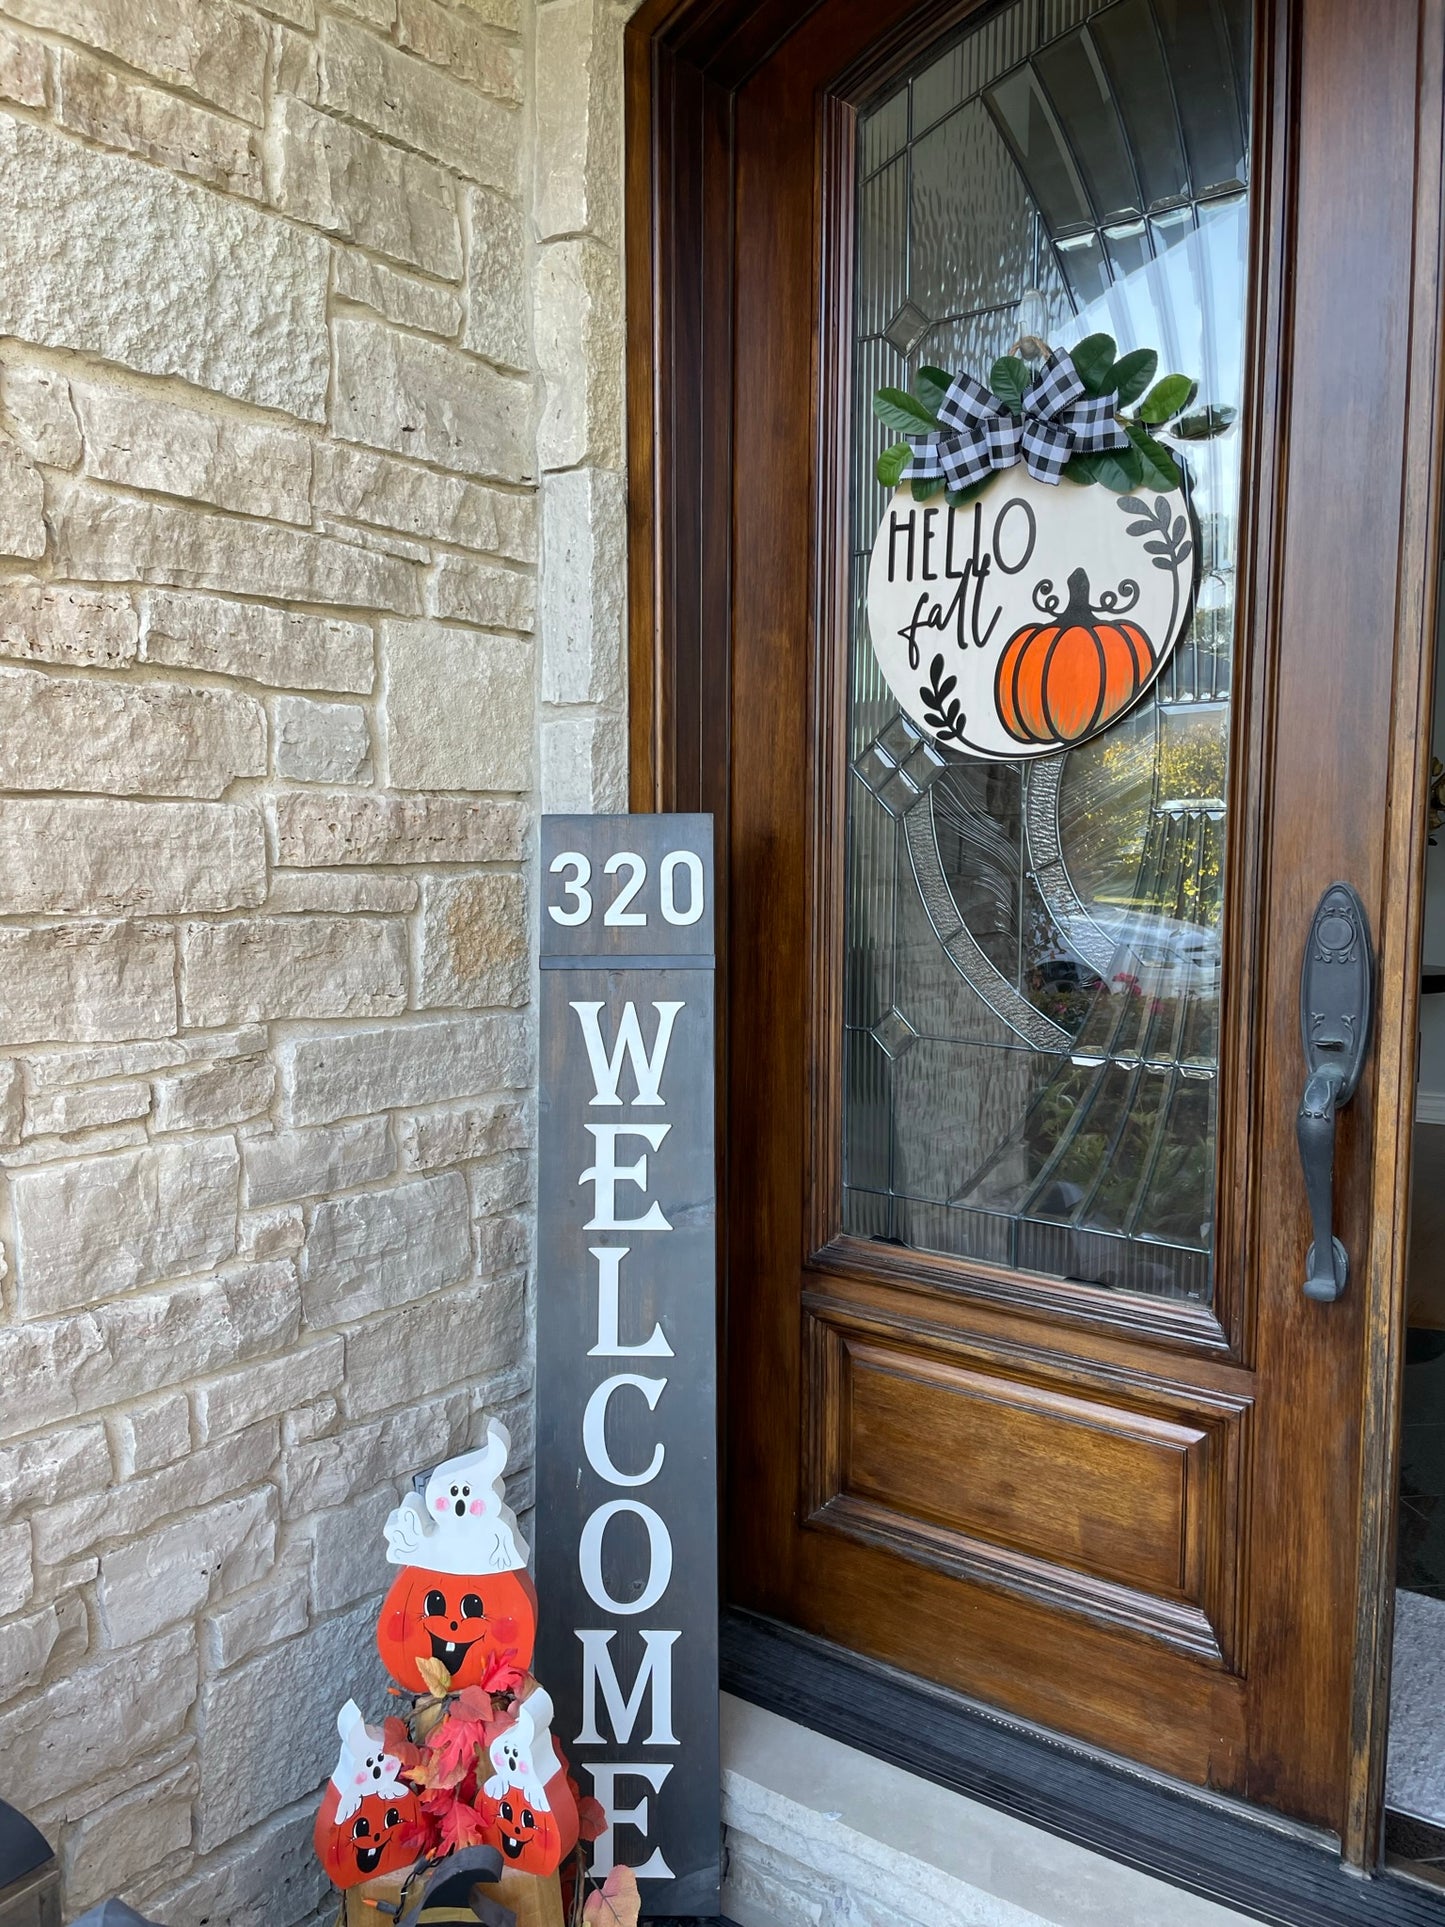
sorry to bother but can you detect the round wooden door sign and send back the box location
[865,467,1196,761]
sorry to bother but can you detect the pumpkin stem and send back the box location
[1064,567,1094,622]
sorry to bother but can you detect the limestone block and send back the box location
[272,789,527,866]
[331,0,395,23]
[0,799,265,918]
[535,238,623,470]
[399,1095,527,1172]
[0,1424,110,1524]
[467,1151,530,1216]
[143,590,374,694]
[382,621,532,791]
[432,553,535,631]
[195,1600,389,1850]
[152,1055,276,1133]
[74,380,310,523]
[539,707,627,813]
[273,22,321,103]
[181,917,408,1026]
[279,1390,470,1517]
[332,318,531,481]
[265,96,461,281]
[463,181,527,368]
[266,871,419,914]
[333,247,463,338]
[0,1056,23,1147]
[540,465,625,703]
[24,1079,151,1139]
[0,1600,73,1701]
[418,871,527,1008]
[0,120,328,419]
[342,1271,523,1416]
[0,1624,196,1810]
[204,1550,309,1670]
[0,1518,33,1614]
[0,367,80,467]
[194,1336,344,1442]
[534,0,621,243]
[31,1420,278,1565]
[4,0,267,122]
[398,0,522,98]
[305,1483,395,1612]
[0,21,45,106]
[96,1488,277,1647]
[313,441,535,557]
[24,1028,267,1091]
[0,921,176,1048]
[11,1136,240,1319]
[257,0,316,24]
[110,1391,191,1479]
[279,1012,529,1125]
[0,666,265,799]
[318,17,518,187]
[146,1797,328,1927]
[0,433,44,558]
[61,1763,195,1916]
[301,1170,472,1324]
[242,1115,394,1208]
[476,1209,528,1275]
[274,695,372,784]
[454,0,518,26]
[54,47,262,198]
[53,482,422,613]
[0,1263,299,1440]
[238,1203,306,1262]
[0,580,135,667]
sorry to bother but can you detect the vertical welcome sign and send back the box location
[535,814,719,1915]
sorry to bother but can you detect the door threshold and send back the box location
[721,1608,1445,1927]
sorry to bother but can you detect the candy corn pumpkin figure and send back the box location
[377,1421,537,1694]
[314,1701,422,1888]
[479,1686,580,1876]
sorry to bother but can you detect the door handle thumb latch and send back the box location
[1296,882,1373,1302]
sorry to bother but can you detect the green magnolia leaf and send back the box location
[1108,348,1158,407]
[911,474,946,502]
[944,476,994,509]
[1137,374,1198,425]
[1071,333,1118,396]
[914,365,954,414]
[1077,445,1146,492]
[1172,404,1238,441]
[1062,457,1096,486]
[874,385,939,432]
[1124,420,1182,489]
[876,440,911,488]
[989,356,1029,410]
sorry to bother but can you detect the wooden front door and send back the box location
[629,0,1445,1845]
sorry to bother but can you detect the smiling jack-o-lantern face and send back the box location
[478,1687,579,1877]
[314,1786,419,1887]
[376,1562,537,1692]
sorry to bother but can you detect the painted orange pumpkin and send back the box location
[479,1688,579,1877]
[376,1562,537,1693]
[314,1703,421,1889]
[994,567,1156,746]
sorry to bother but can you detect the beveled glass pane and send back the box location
[845,0,1252,1305]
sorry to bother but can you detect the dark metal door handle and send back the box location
[1296,883,1373,1303]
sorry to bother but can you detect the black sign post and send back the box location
[535,814,719,1916]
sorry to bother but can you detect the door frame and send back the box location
[624,0,1445,1899]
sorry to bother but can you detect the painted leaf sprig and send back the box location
[1120,494,1194,575]
[872,331,1236,503]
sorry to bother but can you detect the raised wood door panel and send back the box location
[628,0,1445,1846]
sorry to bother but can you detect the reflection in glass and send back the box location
[844,0,1251,1302]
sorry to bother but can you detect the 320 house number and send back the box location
[547,848,705,929]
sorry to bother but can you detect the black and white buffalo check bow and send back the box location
[904,349,1130,491]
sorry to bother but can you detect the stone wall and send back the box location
[0,0,628,1918]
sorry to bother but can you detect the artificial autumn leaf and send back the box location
[436,1794,491,1855]
[383,1716,426,1775]
[575,1795,607,1843]
[474,1644,525,1696]
[425,1710,490,1790]
[451,1684,495,1723]
[582,1865,641,1927]
[414,1656,454,1699]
